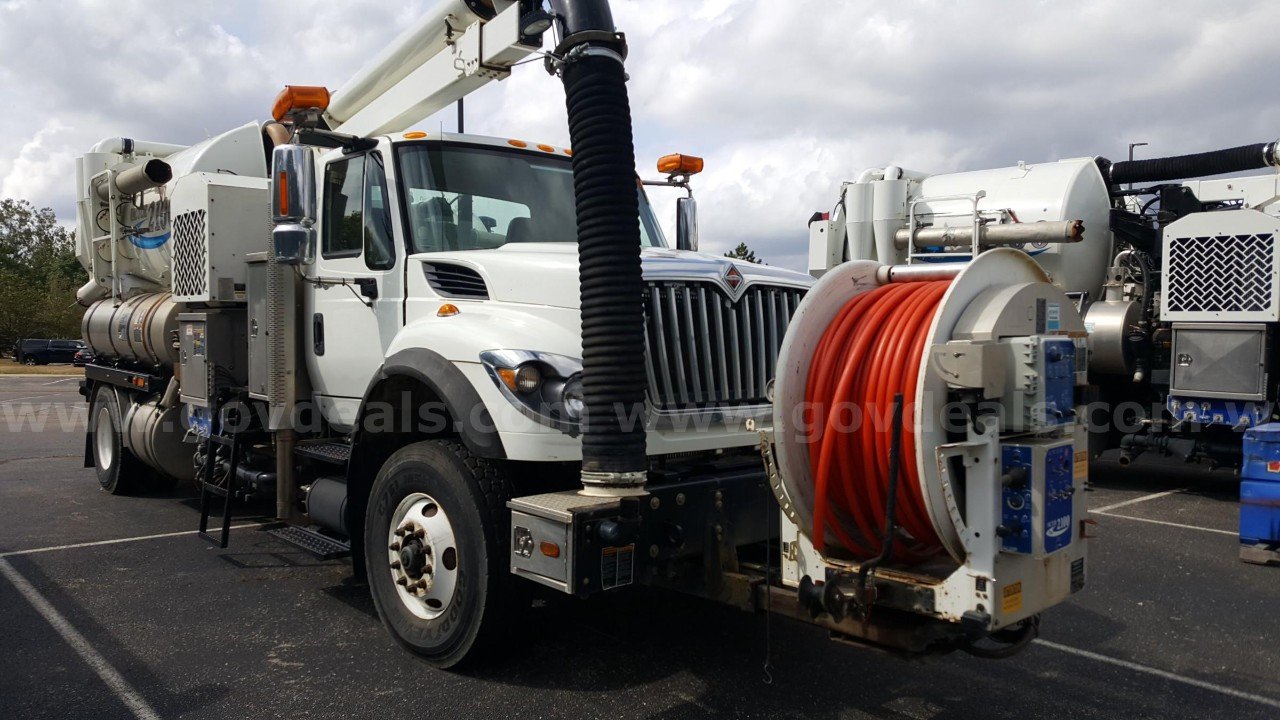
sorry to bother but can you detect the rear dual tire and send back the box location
[89,385,172,494]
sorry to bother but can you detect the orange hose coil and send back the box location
[805,280,949,564]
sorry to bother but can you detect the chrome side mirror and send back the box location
[676,196,699,252]
[271,144,317,265]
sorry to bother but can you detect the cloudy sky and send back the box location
[3,0,1280,270]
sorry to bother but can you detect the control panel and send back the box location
[1003,336,1077,432]
[1000,438,1075,556]
[1166,396,1272,428]
[1039,338,1076,428]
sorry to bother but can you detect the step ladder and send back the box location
[197,389,255,548]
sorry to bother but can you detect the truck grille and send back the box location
[1165,233,1274,315]
[644,281,805,410]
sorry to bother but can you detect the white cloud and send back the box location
[2,0,1280,270]
[0,117,75,208]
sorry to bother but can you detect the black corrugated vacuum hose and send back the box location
[549,1,648,488]
[1109,141,1279,185]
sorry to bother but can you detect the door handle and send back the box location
[313,313,325,356]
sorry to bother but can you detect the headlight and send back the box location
[561,375,585,420]
[480,350,583,434]
[514,364,542,394]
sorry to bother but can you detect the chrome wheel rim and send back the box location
[387,492,459,620]
[95,405,115,469]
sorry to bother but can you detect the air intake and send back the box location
[422,263,489,299]
[1160,210,1280,322]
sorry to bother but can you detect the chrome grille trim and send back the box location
[644,281,806,411]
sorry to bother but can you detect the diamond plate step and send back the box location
[269,525,350,560]
[295,439,351,465]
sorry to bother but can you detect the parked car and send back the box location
[15,338,85,365]
[72,348,91,367]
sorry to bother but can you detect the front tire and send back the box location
[89,386,147,495]
[364,439,525,669]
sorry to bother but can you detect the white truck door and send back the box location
[307,150,403,428]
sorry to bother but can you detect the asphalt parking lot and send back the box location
[1,374,1278,719]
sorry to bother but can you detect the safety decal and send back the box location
[1001,581,1023,614]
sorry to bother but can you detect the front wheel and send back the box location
[364,439,527,669]
[23,357,39,365]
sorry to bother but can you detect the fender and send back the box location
[345,347,505,579]
[352,346,506,462]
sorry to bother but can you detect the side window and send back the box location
[323,156,365,259]
[322,153,397,270]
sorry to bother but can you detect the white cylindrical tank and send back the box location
[76,122,270,302]
[909,157,1113,301]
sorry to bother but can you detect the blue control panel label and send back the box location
[1000,442,1074,555]
[1042,339,1075,427]
[1043,444,1074,553]
[1000,445,1034,554]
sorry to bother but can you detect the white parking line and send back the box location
[0,523,271,558]
[0,394,60,405]
[1091,487,1188,514]
[0,557,160,720]
[1090,511,1237,536]
[43,378,78,385]
[1036,639,1280,710]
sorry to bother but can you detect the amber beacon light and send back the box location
[272,85,331,122]
[657,153,704,176]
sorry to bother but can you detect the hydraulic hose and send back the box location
[550,1,649,486]
[805,280,949,564]
[1108,141,1279,185]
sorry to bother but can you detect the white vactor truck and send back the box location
[810,140,1280,469]
[74,0,1090,668]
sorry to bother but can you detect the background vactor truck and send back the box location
[809,140,1280,472]
[74,0,1091,668]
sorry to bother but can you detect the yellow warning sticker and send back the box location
[1073,450,1089,482]
[1002,581,1023,614]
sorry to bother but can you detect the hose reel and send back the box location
[774,249,1088,569]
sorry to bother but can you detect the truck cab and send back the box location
[303,132,809,463]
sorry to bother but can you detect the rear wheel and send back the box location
[90,386,147,495]
[23,356,39,365]
[364,439,527,669]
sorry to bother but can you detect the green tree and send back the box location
[0,198,84,354]
[724,242,763,264]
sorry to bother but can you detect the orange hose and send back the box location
[806,280,948,563]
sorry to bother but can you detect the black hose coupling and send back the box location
[545,0,628,75]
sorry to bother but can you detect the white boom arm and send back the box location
[326,0,537,137]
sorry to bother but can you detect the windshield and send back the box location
[396,143,666,253]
